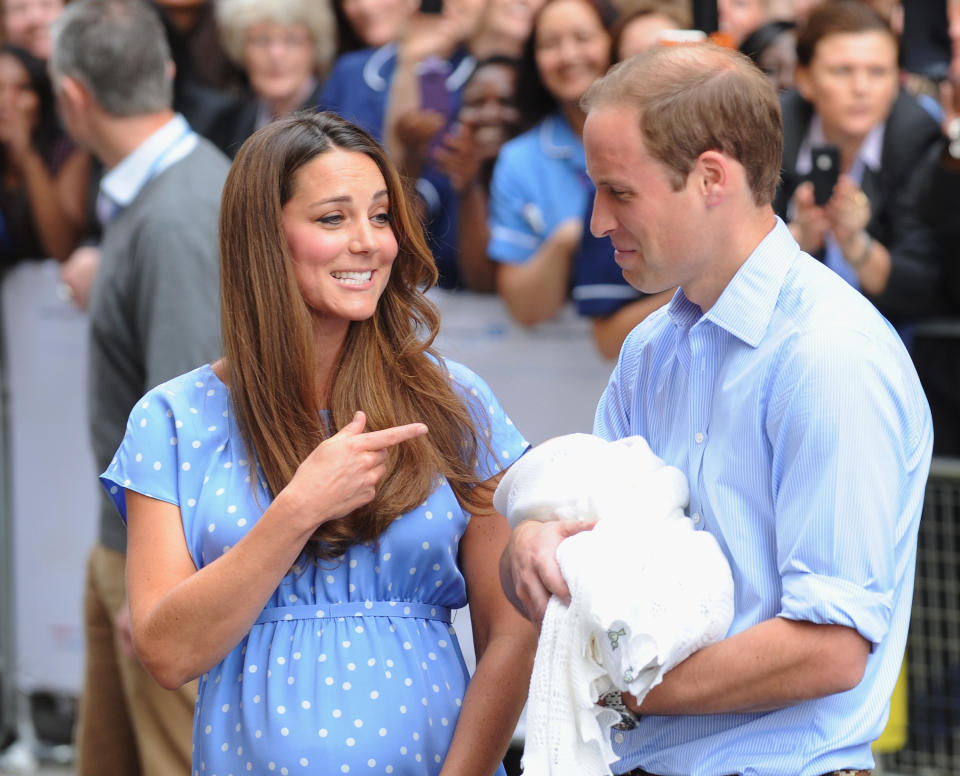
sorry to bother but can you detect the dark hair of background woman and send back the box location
[0,44,60,161]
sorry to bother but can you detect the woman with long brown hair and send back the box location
[101,110,536,775]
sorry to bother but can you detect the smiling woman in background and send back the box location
[486,0,613,326]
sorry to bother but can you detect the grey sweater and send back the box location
[88,137,229,552]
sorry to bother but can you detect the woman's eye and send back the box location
[319,214,344,225]
[372,212,392,225]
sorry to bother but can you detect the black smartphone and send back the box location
[810,144,840,206]
[420,0,442,13]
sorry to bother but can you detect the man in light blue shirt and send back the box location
[501,43,932,776]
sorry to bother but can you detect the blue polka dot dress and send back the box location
[100,360,529,776]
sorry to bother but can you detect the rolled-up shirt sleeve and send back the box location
[766,326,930,646]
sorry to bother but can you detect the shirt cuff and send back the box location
[780,571,893,646]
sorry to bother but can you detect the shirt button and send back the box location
[695,432,705,444]
[692,512,702,525]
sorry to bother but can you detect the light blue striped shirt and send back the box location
[594,218,932,776]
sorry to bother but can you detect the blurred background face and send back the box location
[340,0,417,47]
[0,51,39,130]
[797,30,898,143]
[949,0,960,75]
[243,20,316,103]
[2,0,63,61]
[534,0,610,105]
[458,62,520,157]
[617,12,678,59]
[757,28,796,91]
[717,0,767,46]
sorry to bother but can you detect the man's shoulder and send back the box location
[778,252,891,334]
[616,304,674,365]
[127,139,228,218]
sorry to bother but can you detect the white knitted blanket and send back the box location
[494,433,735,776]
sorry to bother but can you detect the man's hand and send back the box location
[499,518,595,626]
[59,244,101,310]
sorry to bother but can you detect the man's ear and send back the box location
[695,150,728,207]
[57,74,93,115]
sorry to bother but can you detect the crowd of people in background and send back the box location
[0,0,959,770]
[2,0,958,428]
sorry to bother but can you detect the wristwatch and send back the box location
[598,689,641,730]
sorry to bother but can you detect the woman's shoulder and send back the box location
[497,113,581,173]
[429,355,481,390]
[137,364,226,419]
[432,356,513,424]
[498,121,550,161]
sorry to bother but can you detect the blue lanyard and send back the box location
[139,126,197,191]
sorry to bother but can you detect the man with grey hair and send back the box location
[49,0,229,772]
[501,43,931,775]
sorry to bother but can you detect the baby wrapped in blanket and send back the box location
[493,433,734,776]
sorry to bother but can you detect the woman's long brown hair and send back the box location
[219,111,490,560]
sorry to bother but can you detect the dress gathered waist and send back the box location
[254,601,453,625]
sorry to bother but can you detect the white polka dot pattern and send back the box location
[100,362,528,775]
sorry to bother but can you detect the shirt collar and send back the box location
[538,112,582,161]
[668,217,799,348]
[361,44,475,93]
[796,114,885,177]
[100,114,193,208]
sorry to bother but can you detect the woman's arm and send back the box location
[456,182,497,293]
[440,479,538,776]
[125,412,428,689]
[495,218,582,326]
[20,146,90,261]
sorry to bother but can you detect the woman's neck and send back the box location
[560,102,586,137]
[263,77,317,121]
[313,320,349,407]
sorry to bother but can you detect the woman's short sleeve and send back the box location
[99,384,184,521]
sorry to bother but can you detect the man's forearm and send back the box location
[629,617,870,715]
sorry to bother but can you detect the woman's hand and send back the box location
[825,175,871,251]
[433,122,482,192]
[395,11,464,67]
[0,89,38,163]
[282,410,428,530]
[788,181,829,254]
[393,108,448,178]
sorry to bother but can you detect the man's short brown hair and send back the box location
[582,43,783,205]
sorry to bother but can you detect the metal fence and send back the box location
[878,458,960,776]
